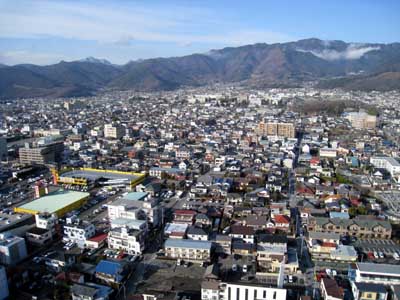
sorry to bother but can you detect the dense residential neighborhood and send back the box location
[0,86,400,300]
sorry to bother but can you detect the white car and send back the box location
[232,264,238,272]
[379,252,385,259]
[288,275,293,283]
[393,252,400,260]
[373,251,379,259]
[243,264,248,273]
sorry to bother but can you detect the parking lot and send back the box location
[353,238,400,263]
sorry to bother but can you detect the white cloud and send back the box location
[0,50,75,65]
[298,44,380,60]
[0,0,293,47]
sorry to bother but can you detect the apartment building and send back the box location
[108,218,147,254]
[164,238,212,262]
[353,263,400,285]
[63,221,96,247]
[108,226,145,255]
[104,123,125,139]
[346,112,377,129]
[256,122,295,138]
[307,217,391,239]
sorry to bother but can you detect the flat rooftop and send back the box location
[16,190,89,214]
[60,169,142,182]
[357,262,400,276]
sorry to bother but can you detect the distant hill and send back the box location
[317,72,400,91]
[1,38,400,99]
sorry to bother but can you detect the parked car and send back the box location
[232,264,238,272]
[243,264,248,273]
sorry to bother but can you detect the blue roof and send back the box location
[329,212,350,219]
[122,192,148,201]
[165,238,212,250]
[95,260,123,278]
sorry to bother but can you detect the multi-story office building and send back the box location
[19,135,64,165]
[104,123,125,139]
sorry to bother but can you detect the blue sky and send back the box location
[0,0,399,65]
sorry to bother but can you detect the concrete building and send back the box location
[104,123,125,139]
[35,212,58,235]
[354,263,400,285]
[19,135,64,165]
[346,112,377,129]
[370,156,400,177]
[164,238,212,262]
[63,221,96,248]
[0,232,28,265]
[218,282,287,300]
[108,225,146,255]
[256,122,295,138]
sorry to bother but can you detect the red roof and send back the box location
[321,242,337,248]
[310,157,320,164]
[88,233,108,242]
[274,215,290,224]
[174,210,196,215]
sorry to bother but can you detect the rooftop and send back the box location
[16,190,89,214]
[165,238,212,250]
[357,262,400,276]
[61,168,143,182]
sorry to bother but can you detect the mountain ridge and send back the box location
[1,38,399,99]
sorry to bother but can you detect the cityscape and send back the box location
[0,1,400,300]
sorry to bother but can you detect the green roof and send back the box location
[17,190,89,213]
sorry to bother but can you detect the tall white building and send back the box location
[104,123,125,139]
[370,156,400,177]
[108,221,147,255]
[0,232,28,265]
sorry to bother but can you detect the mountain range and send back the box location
[1,38,400,99]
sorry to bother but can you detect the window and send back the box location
[228,287,231,300]
[273,291,276,300]
[245,289,248,300]
[263,290,266,298]
[254,290,257,300]
[237,288,240,300]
